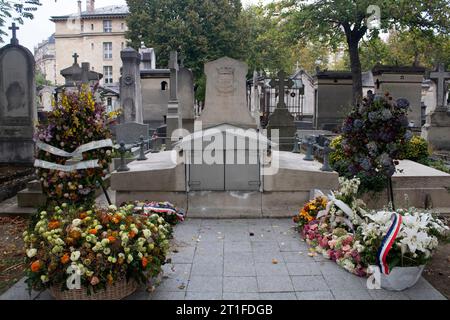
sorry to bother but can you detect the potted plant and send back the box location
[23,203,171,300]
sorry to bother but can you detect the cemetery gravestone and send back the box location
[178,58,195,133]
[199,57,256,129]
[266,70,296,151]
[0,23,37,164]
[422,63,450,150]
[120,47,143,124]
[372,65,426,129]
[115,122,149,146]
[166,51,181,147]
[314,70,353,130]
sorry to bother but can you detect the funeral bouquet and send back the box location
[34,86,112,206]
[23,203,171,294]
[293,196,327,229]
[357,208,448,271]
[296,178,449,278]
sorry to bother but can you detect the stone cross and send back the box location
[9,23,19,45]
[72,53,80,65]
[270,70,294,108]
[168,51,179,102]
[430,63,450,109]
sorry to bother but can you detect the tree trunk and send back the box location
[347,38,363,105]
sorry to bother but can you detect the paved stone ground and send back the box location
[0,218,446,300]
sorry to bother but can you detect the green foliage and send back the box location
[126,0,247,82]
[277,0,450,101]
[398,135,430,163]
[35,70,51,88]
[0,0,41,43]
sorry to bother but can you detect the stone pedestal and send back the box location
[267,108,296,151]
[166,101,181,148]
[120,48,143,124]
[422,107,450,150]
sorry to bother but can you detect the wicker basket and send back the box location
[50,278,138,300]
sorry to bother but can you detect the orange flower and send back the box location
[79,212,87,219]
[129,231,136,239]
[61,253,70,264]
[48,220,60,230]
[31,260,41,272]
[108,236,116,243]
[141,257,148,268]
[107,274,113,285]
[89,229,97,235]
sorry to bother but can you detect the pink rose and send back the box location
[342,245,351,252]
[328,240,337,249]
[90,276,99,286]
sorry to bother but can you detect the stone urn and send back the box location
[380,265,425,291]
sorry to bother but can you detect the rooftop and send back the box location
[51,5,129,21]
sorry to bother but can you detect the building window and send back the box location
[121,42,124,50]
[91,43,94,50]
[81,22,84,32]
[104,66,113,84]
[161,81,168,91]
[103,20,112,32]
[121,23,125,30]
[91,24,94,31]
[103,42,112,59]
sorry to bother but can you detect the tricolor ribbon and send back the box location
[134,203,185,221]
[377,213,403,275]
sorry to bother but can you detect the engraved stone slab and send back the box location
[199,57,256,129]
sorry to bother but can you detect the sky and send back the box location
[2,0,270,52]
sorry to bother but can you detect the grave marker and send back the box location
[0,23,36,164]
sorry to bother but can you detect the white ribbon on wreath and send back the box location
[34,139,113,172]
[316,190,355,231]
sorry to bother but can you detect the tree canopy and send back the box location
[278,0,450,103]
[0,0,41,43]
[126,0,247,80]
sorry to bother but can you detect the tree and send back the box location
[242,4,335,76]
[0,0,41,43]
[126,0,247,81]
[279,0,450,104]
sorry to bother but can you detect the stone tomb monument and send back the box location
[314,70,353,130]
[0,23,37,164]
[198,57,256,129]
[120,47,144,124]
[422,63,450,150]
[111,57,339,217]
[372,64,426,129]
[266,70,296,151]
[178,58,195,133]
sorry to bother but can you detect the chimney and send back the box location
[86,0,95,13]
[77,0,82,15]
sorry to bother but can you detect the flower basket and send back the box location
[380,265,425,291]
[50,278,138,300]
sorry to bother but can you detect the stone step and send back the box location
[17,189,46,208]
[26,180,42,192]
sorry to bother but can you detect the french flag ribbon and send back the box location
[135,205,185,221]
[377,213,403,275]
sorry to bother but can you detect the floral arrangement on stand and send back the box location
[34,86,113,206]
[331,93,412,194]
[23,203,171,298]
[295,177,449,289]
